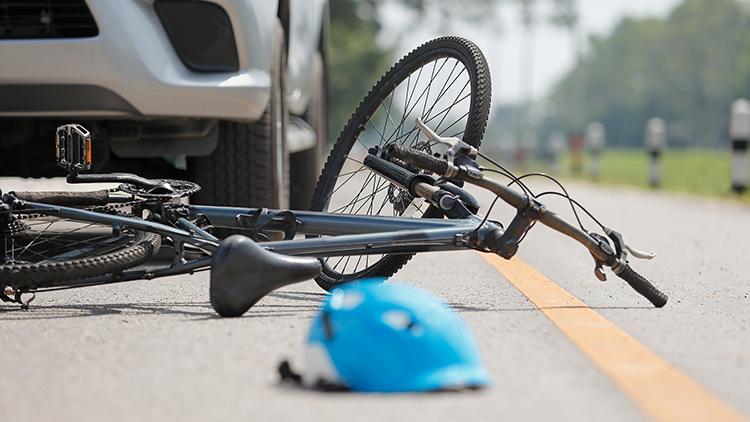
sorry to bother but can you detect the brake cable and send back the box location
[475,154,612,245]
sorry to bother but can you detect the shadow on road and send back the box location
[0,292,328,321]
[1,292,651,321]
[268,291,328,302]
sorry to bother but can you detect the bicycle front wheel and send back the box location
[310,37,491,291]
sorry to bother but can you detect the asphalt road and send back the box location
[0,177,748,422]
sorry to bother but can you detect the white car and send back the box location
[0,0,329,210]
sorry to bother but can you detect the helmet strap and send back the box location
[277,359,349,392]
[278,360,302,385]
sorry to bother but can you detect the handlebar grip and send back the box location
[386,144,449,176]
[616,265,668,308]
[363,153,415,188]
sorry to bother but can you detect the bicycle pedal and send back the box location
[56,124,93,173]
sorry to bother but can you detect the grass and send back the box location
[555,149,749,202]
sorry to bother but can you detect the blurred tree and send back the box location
[399,0,503,27]
[327,0,506,139]
[543,0,750,148]
[328,0,393,139]
[547,0,577,28]
[327,0,575,141]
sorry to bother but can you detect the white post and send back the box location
[548,131,566,174]
[585,122,605,180]
[729,98,750,193]
[645,118,666,188]
[517,130,537,170]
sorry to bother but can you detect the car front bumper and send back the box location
[0,0,278,121]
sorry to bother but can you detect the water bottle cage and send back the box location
[236,209,300,241]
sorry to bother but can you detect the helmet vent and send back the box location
[382,310,424,336]
[330,291,364,310]
[322,312,335,340]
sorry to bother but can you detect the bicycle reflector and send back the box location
[56,124,92,172]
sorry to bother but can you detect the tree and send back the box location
[543,0,750,148]
[327,0,577,142]
[328,0,393,139]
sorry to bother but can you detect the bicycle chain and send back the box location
[85,188,146,216]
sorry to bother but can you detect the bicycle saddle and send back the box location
[210,235,322,317]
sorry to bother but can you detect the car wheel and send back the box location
[289,50,327,210]
[188,20,289,215]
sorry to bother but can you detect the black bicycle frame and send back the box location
[19,201,496,289]
[189,205,485,256]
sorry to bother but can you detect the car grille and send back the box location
[0,0,98,39]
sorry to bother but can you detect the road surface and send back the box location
[0,177,748,422]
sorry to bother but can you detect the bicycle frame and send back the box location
[190,206,484,256]
[12,146,668,310]
[10,141,667,309]
[19,201,494,290]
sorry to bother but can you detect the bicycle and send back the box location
[0,37,667,317]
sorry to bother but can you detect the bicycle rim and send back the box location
[0,211,161,290]
[310,37,491,289]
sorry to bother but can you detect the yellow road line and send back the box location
[480,253,744,422]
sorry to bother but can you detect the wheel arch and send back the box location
[285,0,328,116]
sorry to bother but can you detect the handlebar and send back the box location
[614,265,668,308]
[386,145,449,176]
[384,142,668,308]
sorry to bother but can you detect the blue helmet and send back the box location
[281,280,490,392]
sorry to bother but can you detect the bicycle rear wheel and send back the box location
[0,211,161,291]
[310,37,491,291]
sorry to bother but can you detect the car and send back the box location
[0,0,329,210]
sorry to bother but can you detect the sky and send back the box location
[380,0,683,106]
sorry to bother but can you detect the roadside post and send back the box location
[569,131,584,175]
[585,122,605,180]
[548,131,566,174]
[515,131,537,171]
[729,98,750,193]
[645,118,666,188]
[523,131,538,170]
[514,139,528,170]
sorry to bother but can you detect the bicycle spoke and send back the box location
[357,177,390,216]
[380,58,455,147]
[330,177,390,214]
[2,213,139,267]
[18,221,102,261]
[428,85,471,134]
[437,110,471,137]
[339,171,379,214]
[334,166,366,180]
[16,220,55,261]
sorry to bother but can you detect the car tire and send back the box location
[289,50,327,210]
[188,20,289,214]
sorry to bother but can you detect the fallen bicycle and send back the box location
[0,37,667,315]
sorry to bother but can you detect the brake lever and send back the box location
[415,118,478,160]
[605,228,655,261]
[588,229,654,282]
[624,244,655,260]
